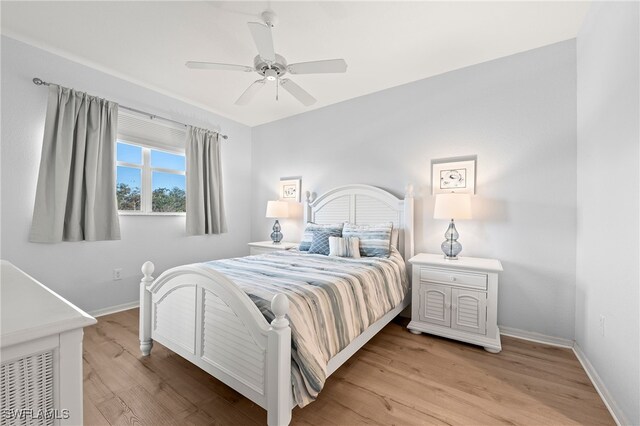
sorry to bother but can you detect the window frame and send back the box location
[116,139,186,216]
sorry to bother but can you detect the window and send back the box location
[116,141,186,214]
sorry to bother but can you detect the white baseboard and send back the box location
[88,301,139,318]
[499,326,574,348]
[572,343,626,426]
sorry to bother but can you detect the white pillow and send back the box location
[328,236,361,258]
[390,228,399,249]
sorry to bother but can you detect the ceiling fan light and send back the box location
[265,69,277,81]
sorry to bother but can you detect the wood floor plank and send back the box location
[197,393,262,426]
[83,395,111,426]
[116,385,177,425]
[83,358,115,405]
[95,395,142,426]
[83,310,614,426]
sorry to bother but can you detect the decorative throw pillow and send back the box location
[308,229,342,255]
[299,223,344,251]
[342,222,393,257]
[390,228,399,249]
[328,236,361,258]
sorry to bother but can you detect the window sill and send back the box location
[118,212,186,217]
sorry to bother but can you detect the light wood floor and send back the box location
[83,309,613,425]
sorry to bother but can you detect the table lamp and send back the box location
[265,200,289,244]
[434,193,472,260]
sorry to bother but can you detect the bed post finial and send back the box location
[271,293,289,329]
[140,261,155,356]
[142,261,154,279]
[268,293,292,426]
[303,191,312,224]
[405,184,414,198]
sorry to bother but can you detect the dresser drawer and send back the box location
[420,267,487,290]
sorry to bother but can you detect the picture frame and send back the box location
[432,158,476,194]
[279,178,301,202]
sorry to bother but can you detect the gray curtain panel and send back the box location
[186,126,228,235]
[29,85,121,242]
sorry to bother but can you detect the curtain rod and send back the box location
[32,78,228,140]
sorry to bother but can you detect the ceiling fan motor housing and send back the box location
[254,54,287,79]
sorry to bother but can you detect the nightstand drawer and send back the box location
[420,268,487,290]
[250,247,276,255]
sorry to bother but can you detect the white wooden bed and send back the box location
[138,184,414,425]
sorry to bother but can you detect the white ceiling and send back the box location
[1,1,589,126]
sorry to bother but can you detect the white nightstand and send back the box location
[407,253,503,353]
[248,241,298,255]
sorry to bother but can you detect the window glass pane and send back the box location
[151,149,185,171]
[117,166,141,211]
[152,172,186,212]
[117,142,142,164]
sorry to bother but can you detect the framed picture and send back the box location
[279,178,301,202]
[432,158,476,194]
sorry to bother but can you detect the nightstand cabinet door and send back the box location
[451,288,486,335]
[419,284,451,327]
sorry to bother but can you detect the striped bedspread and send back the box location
[202,247,408,407]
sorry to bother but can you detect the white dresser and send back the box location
[407,253,503,353]
[248,241,298,255]
[1,261,96,425]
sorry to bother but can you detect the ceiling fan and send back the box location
[185,10,347,107]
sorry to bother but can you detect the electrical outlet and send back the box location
[599,315,605,337]
[113,268,123,281]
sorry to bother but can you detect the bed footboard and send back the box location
[139,262,292,426]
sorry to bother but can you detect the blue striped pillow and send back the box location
[342,222,393,257]
[299,223,344,251]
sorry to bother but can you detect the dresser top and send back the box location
[409,253,503,272]
[1,260,97,348]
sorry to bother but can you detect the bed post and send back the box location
[267,294,292,426]
[303,191,312,224]
[139,261,154,356]
[404,184,415,259]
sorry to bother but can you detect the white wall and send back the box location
[0,36,253,314]
[576,2,640,424]
[251,40,578,340]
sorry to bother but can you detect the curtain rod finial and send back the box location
[33,78,45,86]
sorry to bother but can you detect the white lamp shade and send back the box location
[266,200,289,218]
[434,193,472,220]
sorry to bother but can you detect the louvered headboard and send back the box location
[304,184,414,260]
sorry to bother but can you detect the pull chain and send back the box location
[276,79,279,101]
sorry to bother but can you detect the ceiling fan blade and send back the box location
[287,59,347,74]
[185,61,254,72]
[280,79,316,106]
[235,79,266,106]
[247,22,276,62]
